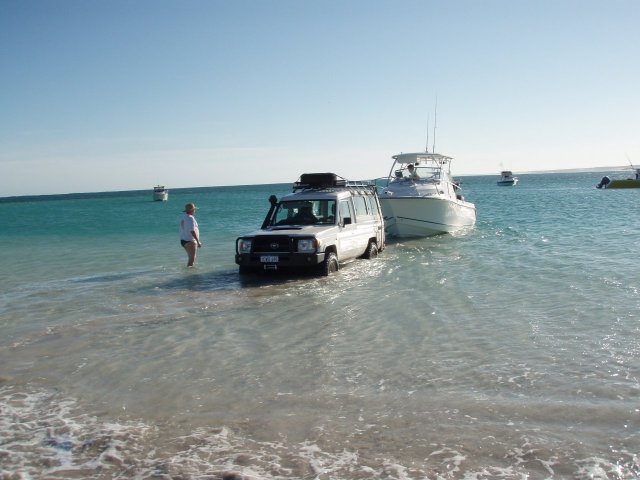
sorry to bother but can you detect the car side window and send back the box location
[353,196,368,218]
[366,196,378,216]
[338,200,353,225]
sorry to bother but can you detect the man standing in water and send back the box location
[180,203,202,267]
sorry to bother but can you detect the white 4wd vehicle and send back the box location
[235,173,385,275]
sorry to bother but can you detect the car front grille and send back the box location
[252,235,294,253]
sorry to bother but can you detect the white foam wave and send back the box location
[1,385,639,479]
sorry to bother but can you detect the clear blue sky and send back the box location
[1,0,639,196]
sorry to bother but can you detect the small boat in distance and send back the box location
[153,185,169,201]
[379,151,476,238]
[596,168,640,189]
[497,170,518,186]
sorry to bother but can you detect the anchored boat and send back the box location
[152,185,169,201]
[596,168,640,189]
[497,170,519,186]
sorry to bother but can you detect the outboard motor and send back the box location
[596,176,611,189]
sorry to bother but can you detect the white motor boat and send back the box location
[153,185,169,201]
[379,152,476,238]
[497,170,518,186]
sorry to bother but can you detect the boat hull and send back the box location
[380,196,476,238]
[606,179,640,189]
[153,191,168,201]
[497,179,518,186]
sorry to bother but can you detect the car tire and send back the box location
[320,252,339,276]
[362,241,378,259]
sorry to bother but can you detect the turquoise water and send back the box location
[1,173,639,479]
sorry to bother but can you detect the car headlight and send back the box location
[297,238,317,253]
[237,238,252,254]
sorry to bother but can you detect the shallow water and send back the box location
[1,173,639,478]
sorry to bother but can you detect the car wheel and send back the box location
[363,241,378,259]
[320,252,339,276]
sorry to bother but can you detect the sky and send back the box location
[1,0,639,196]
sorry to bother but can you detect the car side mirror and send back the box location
[342,217,352,226]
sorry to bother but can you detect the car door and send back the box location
[352,194,375,255]
[336,199,358,260]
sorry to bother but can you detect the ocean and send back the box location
[1,172,638,479]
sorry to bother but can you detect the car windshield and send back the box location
[271,200,336,226]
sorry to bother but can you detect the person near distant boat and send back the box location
[179,203,202,267]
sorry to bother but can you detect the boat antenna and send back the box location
[425,114,430,153]
[432,97,438,153]
[625,152,635,169]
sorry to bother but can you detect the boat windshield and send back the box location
[391,162,442,182]
[271,200,337,226]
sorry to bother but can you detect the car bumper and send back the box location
[235,252,326,270]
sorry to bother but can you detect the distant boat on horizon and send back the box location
[497,170,518,186]
[152,185,169,201]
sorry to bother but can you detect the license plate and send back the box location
[260,255,279,263]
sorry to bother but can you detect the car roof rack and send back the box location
[293,173,376,193]
[294,173,346,189]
